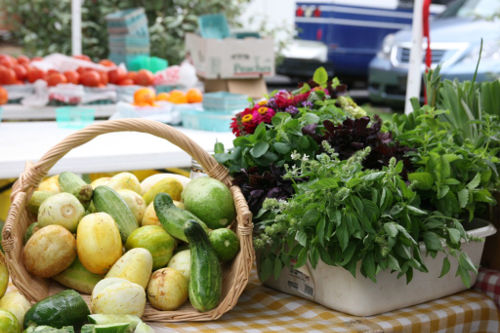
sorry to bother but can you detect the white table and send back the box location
[0,121,234,179]
[1,104,117,121]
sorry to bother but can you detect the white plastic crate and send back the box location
[263,219,496,316]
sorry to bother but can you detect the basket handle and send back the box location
[13,118,231,195]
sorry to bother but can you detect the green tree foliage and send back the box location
[4,0,249,63]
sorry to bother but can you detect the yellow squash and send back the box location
[76,213,123,274]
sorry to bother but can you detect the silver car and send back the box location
[368,0,500,105]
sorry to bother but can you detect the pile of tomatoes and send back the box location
[0,54,155,87]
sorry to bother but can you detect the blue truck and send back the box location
[278,0,447,82]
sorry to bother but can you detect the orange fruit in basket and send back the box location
[134,87,156,106]
[156,92,170,101]
[167,90,187,104]
[0,87,8,105]
[186,88,203,103]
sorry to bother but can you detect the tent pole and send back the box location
[404,0,424,114]
[71,0,82,56]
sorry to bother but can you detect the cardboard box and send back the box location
[185,33,275,79]
[203,78,267,99]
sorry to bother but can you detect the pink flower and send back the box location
[273,91,296,109]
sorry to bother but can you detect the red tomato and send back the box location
[63,71,80,84]
[73,54,91,62]
[99,59,116,67]
[31,57,44,62]
[47,69,59,75]
[17,55,30,65]
[126,71,137,82]
[133,69,154,86]
[98,71,108,85]
[80,70,101,87]
[26,67,46,83]
[76,67,88,75]
[117,78,134,86]
[0,65,17,84]
[13,64,27,81]
[47,72,68,87]
[108,67,127,84]
[0,55,15,68]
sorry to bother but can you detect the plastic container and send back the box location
[105,8,148,36]
[127,56,168,73]
[155,85,181,93]
[202,92,249,111]
[231,30,261,39]
[263,219,496,316]
[198,13,230,39]
[109,53,149,67]
[181,109,235,132]
[55,107,95,129]
[108,35,150,47]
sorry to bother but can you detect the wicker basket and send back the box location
[1,118,254,322]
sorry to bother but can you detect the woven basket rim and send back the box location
[2,118,254,322]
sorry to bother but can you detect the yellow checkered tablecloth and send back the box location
[150,269,500,333]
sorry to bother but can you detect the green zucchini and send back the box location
[52,258,104,294]
[27,191,54,216]
[184,220,221,312]
[59,172,93,204]
[154,193,210,243]
[93,186,138,242]
[23,290,90,328]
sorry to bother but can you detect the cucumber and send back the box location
[53,258,104,294]
[23,290,90,328]
[93,186,138,242]
[23,326,75,333]
[23,222,40,244]
[154,193,210,243]
[134,322,155,333]
[184,220,221,312]
[27,191,54,216]
[208,228,240,262]
[59,172,93,204]
[88,314,141,329]
[80,323,132,333]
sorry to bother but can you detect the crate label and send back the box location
[285,266,315,299]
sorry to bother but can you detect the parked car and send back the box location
[277,0,447,82]
[368,0,500,106]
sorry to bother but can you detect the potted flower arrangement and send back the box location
[214,68,500,315]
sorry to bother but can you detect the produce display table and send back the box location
[149,268,499,332]
[1,104,117,121]
[475,267,500,310]
[0,121,234,179]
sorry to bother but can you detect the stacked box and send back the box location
[106,8,150,66]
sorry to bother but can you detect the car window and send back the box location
[439,0,500,18]
[457,0,500,17]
